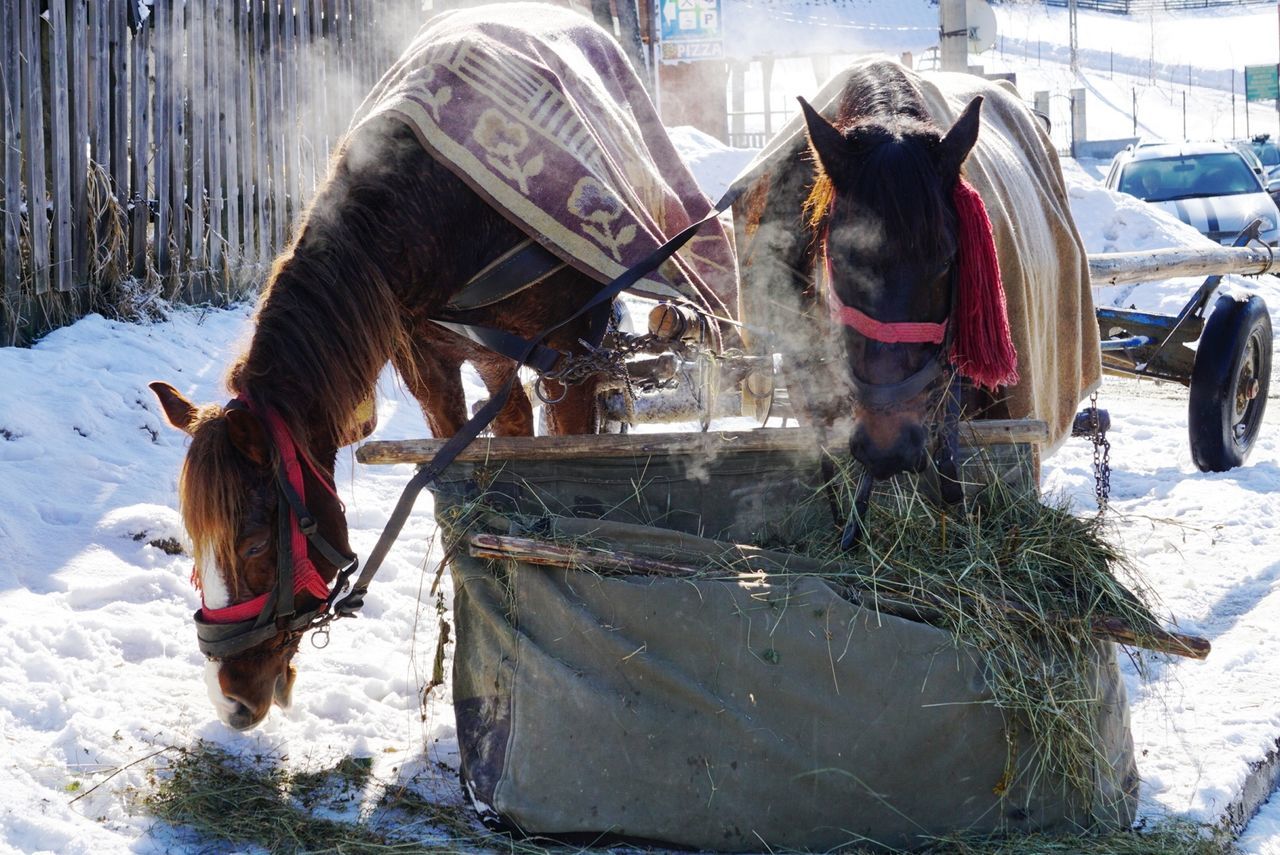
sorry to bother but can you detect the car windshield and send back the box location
[1119,152,1261,202]
[1253,143,1280,167]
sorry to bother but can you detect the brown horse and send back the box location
[737,60,1099,486]
[152,2,737,730]
[151,115,606,730]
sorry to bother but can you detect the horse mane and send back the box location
[179,403,262,600]
[226,131,417,453]
[177,127,422,591]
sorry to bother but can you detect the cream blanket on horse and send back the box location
[737,61,1101,455]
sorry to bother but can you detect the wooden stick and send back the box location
[466,533,1210,660]
[1089,246,1277,286]
[358,421,1049,465]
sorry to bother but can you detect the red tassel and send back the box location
[950,178,1019,391]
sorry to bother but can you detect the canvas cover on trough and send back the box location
[429,436,1137,851]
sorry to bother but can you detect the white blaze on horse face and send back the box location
[204,662,238,724]
[198,560,232,610]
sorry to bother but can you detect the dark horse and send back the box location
[736,59,1093,495]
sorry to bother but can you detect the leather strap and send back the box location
[428,319,565,373]
[447,239,567,312]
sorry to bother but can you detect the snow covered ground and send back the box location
[7,3,1280,853]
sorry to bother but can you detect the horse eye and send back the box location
[243,539,269,559]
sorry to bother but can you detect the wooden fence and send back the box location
[1,0,420,346]
[1043,0,1274,13]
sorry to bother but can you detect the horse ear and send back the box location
[225,407,271,467]
[938,95,984,179]
[150,382,198,434]
[799,96,849,181]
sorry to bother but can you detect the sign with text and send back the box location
[659,0,723,63]
[1245,64,1279,102]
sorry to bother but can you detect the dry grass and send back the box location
[3,160,265,346]
[139,740,506,853]
[775,458,1167,808]
[137,741,1236,854]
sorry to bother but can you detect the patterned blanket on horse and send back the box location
[351,4,738,330]
[734,61,1102,455]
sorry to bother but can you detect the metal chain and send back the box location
[1088,391,1112,514]
[538,332,662,392]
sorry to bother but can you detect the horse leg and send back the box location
[471,352,534,437]
[392,346,468,439]
[543,376,601,436]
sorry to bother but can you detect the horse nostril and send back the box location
[225,698,258,731]
[849,429,870,464]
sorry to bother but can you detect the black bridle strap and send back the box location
[446,238,568,312]
[848,351,948,410]
[274,466,360,573]
[275,493,296,621]
[933,371,964,506]
[331,186,745,617]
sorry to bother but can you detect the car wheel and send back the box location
[1188,294,1272,471]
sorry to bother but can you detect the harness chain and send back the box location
[1088,390,1112,514]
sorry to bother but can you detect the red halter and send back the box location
[827,289,948,345]
[197,401,336,625]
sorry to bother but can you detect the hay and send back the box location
[137,741,1235,854]
[778,457,1165,807]
[139,740,513,853]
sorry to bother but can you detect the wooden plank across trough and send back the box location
[355,419,1049,465]
[1089,245,1278,285]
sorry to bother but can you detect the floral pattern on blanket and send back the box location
[350,5,739,330]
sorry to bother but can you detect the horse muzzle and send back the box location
[849,422,929,480]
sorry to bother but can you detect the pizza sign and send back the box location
[659,0,723,63]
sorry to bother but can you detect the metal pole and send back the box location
[940,0,967,73]
[1069,0,1078,74]
[1233,69,1237,139]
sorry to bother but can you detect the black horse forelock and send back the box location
[830,120,957,263]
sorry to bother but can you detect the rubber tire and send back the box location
[1188,293,1272,472]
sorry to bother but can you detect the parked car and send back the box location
[1232,134,1280,178]
[1105,141,1280,246]
[1230,134,1280,208]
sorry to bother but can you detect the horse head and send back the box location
[798,94,984,480]
[151,381,361,730]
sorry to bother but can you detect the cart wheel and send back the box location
[1188,294,1272,472]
